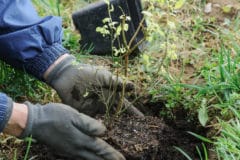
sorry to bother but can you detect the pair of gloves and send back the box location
[19,56,140,160]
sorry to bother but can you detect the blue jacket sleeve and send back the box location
[0,93,13,132]
[0,0,69,79]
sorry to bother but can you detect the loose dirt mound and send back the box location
[0,114,202,160]
[104,115,201,160]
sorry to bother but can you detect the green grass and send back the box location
[215,107,240,160]
[0,61,54,103]
[174,142,209,160]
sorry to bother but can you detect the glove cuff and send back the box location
[45,55,76,86]
[19,102,35,139]
[0,93,13,132]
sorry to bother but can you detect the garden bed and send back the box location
[0,106,204,160]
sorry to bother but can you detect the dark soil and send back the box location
[0,111,204,160]
[103,114,202,160]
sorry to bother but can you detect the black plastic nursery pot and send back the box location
[72,0,146,56]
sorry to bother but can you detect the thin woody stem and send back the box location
[128,17,145,48]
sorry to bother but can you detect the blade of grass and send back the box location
[187,131,213,143]
[202,143,208,160]
[196,146,203,160]
[174,146,193,160]
[24,136,33,160]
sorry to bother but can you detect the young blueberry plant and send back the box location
[96,0,146,120]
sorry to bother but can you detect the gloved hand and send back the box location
[46,55,143,117]
[20,102,125,160]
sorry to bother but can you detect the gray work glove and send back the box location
[20,102,125,160]
[46,55,143,117]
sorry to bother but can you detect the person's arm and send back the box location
[0,93,12,132]
[0,93,28,137]
[2,101,28,137]
[0,0,68,80]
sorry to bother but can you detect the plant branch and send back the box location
[121,16,128,49]
[128,17,145,48]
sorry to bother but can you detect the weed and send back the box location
[215,107,240,160]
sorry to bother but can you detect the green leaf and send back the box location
[102,18,111,23]
[198,98,208,126]
[96,26,110,37]
[174,0,186,9]
[123,24,129,31]
[187,131,213,143]
[174,146,193,160]
[115,25,121,38]
[222,5,232,13]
